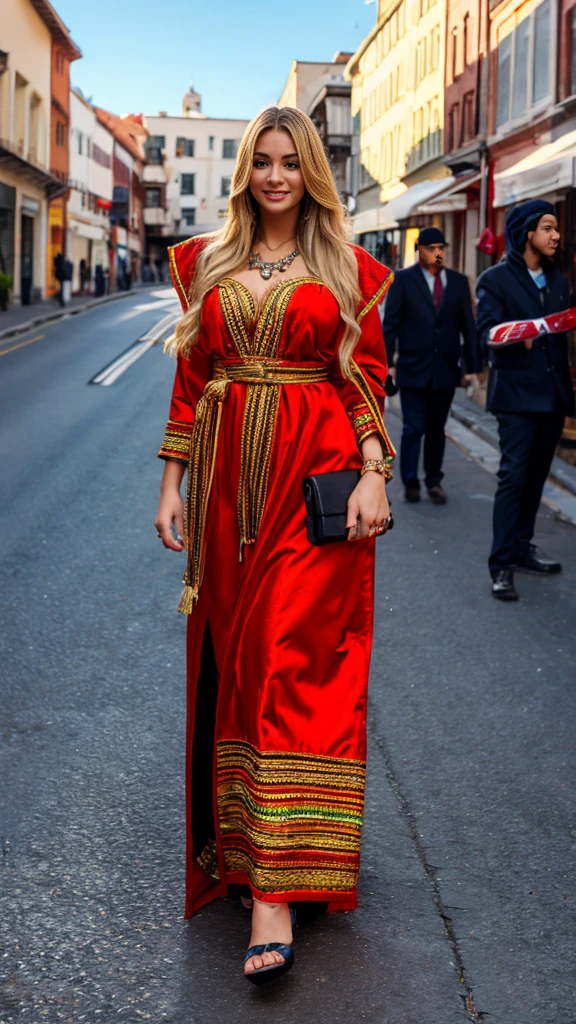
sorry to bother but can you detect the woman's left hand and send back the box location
[346,472,390,541]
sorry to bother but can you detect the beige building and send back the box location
[0,0,69,304]
[347,0,452,264]
[278,55,353,202]
[142,82,249,274]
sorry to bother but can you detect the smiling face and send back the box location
[249,129,306,217]
[417,242,446,272]
[526,214,560,260]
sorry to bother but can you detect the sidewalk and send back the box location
[0,285,148,342]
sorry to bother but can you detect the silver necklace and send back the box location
[248,248,300,280]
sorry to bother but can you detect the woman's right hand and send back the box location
[155,461,187,551]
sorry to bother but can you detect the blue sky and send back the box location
[56,0,376,121]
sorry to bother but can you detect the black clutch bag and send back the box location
[303,470,393,545]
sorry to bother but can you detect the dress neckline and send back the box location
[219,275,324,318]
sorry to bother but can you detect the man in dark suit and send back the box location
[383,227,481,504]
[476,199,574,601]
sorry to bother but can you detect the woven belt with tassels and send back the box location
[177,358,329,614]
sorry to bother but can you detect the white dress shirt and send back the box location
[420,265,447,294]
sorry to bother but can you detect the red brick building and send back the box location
[415,0,490,281]
[94,109,147,288]
[41,1,81,295]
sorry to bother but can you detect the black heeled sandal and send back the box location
[244,907,296,986]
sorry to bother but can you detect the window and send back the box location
[56,50,64,74]
[87,138,91,158]
[448,104,460,151]
[571,7,576,96]
[222,139,239,159]
[496,34,512,128]
[181,174,195,194]
[511,18,529,120]
[78,131,83,155]
[221,176,231,197]
[176,137,195,157]
[145,135,165,164]
[56,121,66,146]
[452,28,459,80]
[145,188,162,208]
[463,13,471,67]
[532,0,550,103]
[463,90,475,141]
[182,208,196,225]
[209,135,215,150]
[431,26,440,69]
[496,1,551,129]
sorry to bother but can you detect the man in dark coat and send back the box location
[383,227,481,504]
[476,199,574,601]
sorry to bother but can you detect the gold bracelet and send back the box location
[361,458,394,482]
[361,459,386,476]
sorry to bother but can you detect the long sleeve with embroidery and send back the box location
[330,248,396,463]
[158,236,211,463]
[158,346,212,462]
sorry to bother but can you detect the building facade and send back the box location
[46,17,81,296]
[0,0,75,305]
[347,0,451,265]
[95,108,147,289]
[68,89,113,293]
[142,83,249,278]
[278,56,353,202]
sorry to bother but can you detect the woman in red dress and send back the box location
[154,106,395,985]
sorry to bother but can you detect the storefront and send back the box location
[353,177,455,268]
[414,174,482,285]
[47,199,65,297]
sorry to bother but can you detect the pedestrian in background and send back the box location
[476,200,574,601]
[154,106,395,986]
[383,228,481,504]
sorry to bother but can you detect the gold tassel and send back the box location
[177,585,197,615]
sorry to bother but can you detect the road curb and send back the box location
[0,289,140,342]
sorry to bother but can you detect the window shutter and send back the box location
[532,0,550,103]
[511,19,529,120]
[496,35,512,128]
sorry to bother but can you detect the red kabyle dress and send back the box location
[159,237,395,916]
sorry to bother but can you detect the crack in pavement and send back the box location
[368,703,483,1023]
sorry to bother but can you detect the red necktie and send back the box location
[432,272,443,311]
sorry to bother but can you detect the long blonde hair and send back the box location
[171,106,362,375]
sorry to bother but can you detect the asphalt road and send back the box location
[0,292,575,1024]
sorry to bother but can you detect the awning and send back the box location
[353,177,455,234]
[494,129,576,207]
[415,173,481,214]
[70,218,106,241]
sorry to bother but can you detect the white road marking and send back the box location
[92,340,156,386]
[90,310,179,386]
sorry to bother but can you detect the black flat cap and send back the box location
[417,227,447,246]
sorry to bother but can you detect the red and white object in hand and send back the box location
[487,307,576,347]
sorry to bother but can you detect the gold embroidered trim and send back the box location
[177,358,329,613]
[197,838,220,880]
[357,270,394,323]
[350,358,396,462]
[218,277,323,560]
[217,740,366,894]
[159,421,192,458]
[168,245,190,310]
